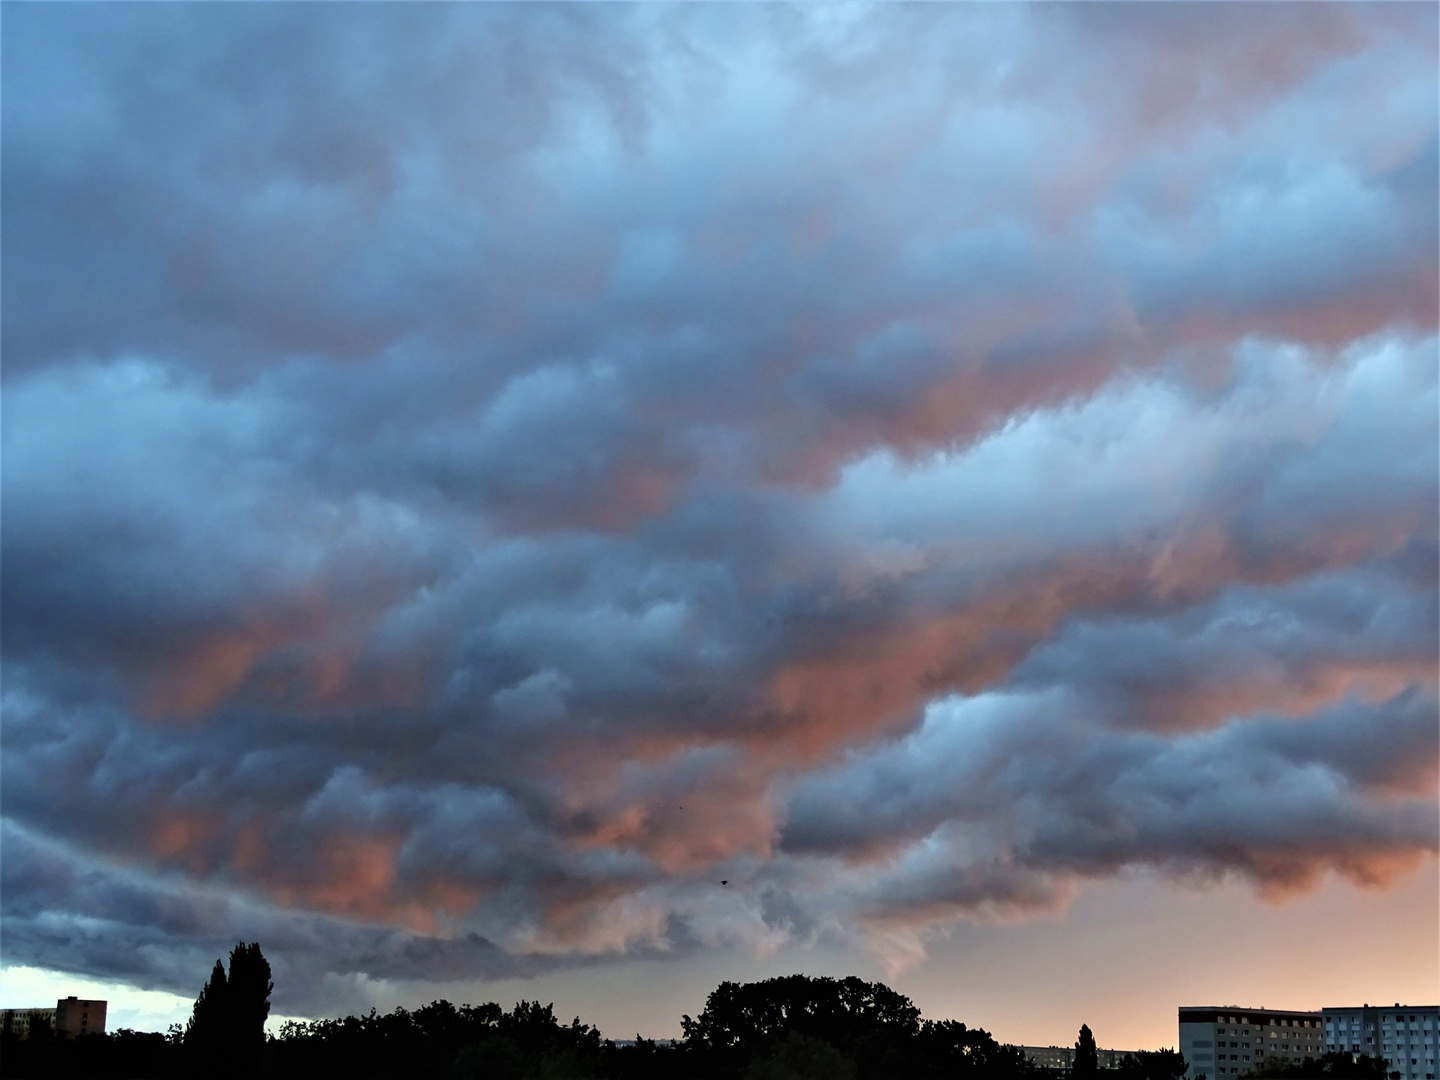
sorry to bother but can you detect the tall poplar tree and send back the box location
[185,959,229,1078]
[1074,1024,1101,1080]
[184,943,271,1079]
[226,942,273,1076]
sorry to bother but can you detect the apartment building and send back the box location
[1324,1005,1438,1080]
[53,997,106,1038]
[0,997,107,1039]
[0,1008,56,1039]
[1016,1045,1138,1070]
[1179,1007,1324,1079]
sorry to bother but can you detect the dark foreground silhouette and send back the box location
[3,944,1386,1080]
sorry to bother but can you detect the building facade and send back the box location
[1179,1007,1324,1079]
[53,997,106,1038]
[1014,1046,1138,1070]
[1324,1005,1438,1080]
[1,998,107,1040]
[1,1008,56,1039]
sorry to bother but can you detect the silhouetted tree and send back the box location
[1074,1024,1100,1080]
[1117,1049,1189,1080]
[677,973,1031,1080]
[226,942,272,1076]
[1247,1053,1399,1080]
[451,1035,526,1080]
[681,974,920,1062]
[184,942,271,1079]
[0,1017,185,1079]
[744,1031,857,1080]
[163,970,1060,1080]
[601,1034,682,1080]
[265,998,603,1080]
[185,959,229,1078]
[912,1020,1039,1080]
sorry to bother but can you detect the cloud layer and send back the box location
[3,3,1436,1014]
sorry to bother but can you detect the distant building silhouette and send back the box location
[1014,1044,1138,1071]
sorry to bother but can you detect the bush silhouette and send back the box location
[744,1031,857,1080]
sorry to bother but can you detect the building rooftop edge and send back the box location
[1179,1007,1322,1012]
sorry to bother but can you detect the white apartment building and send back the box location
[1324,1005,1438,1080]
[1179,1007,1324,1079]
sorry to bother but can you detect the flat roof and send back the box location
[1179,1008,1323,1025]
[1179,1007,1320,1013]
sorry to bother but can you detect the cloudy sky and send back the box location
[3,1,1437,1047]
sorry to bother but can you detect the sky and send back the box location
[2,0,1437,1050]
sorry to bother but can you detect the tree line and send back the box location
[0,944,1399,1080]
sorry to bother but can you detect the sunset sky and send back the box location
[2,2,1437,1049]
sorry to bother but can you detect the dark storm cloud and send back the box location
[2,3,1436,1007]
[0,821,564,1016]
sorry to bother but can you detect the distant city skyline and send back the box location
[2,1,1436,1048]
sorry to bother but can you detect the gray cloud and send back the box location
[2,3,1435,1011]
[782,689,1437,870]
